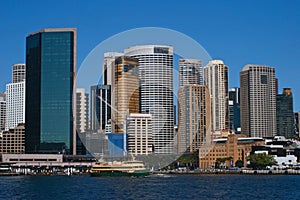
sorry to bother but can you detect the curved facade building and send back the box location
[125,45,174,154]
[12,64,26,83]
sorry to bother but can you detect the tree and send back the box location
[216,157,233,168]
[235,160,244,168]
[248,153,277,169]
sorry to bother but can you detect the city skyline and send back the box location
[0,1,300,111]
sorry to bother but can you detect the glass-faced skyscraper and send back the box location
[229,87,241,133]
[125,45,174,154]
[276,88,295,138]
[112,56,139,133]
[25,28,76,154]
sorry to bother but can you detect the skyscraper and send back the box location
[204,60,229,133]
[0,93,6,131]
[276,88,295,138]
[102,52,123,85]
[229,87,241,133]
[5,81,25,130]
[295,112,300,136]
[111,56,139,133]
[76,88,89,133]
[179,59,203,86]
[178,85,210,153]
[12,64,26,83]
[125,45,174,154]
[90,85,111,132]
[25,28,76,154]
[240,64,276,137]
[6,64,26,130]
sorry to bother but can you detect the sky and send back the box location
[0,0,299,111]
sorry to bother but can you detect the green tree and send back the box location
[235,160,244,168]
[248,153,277,169]
[216,157,233,168]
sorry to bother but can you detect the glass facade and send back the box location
[90,85,111,131]
[25,29,76,154]
[276,88,295,138]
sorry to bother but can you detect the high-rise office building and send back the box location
[127,113,152,155]
[112,56,139,133]
[240,64,276,137]
[90,85,111,132]
[276,88,295,138]
[5,81,25,130]
[25,28,76,154]
[295,112,300,136]
[12,64,26,83]
[178,85,210,153]
[102,52,123,85]
[5,64,26,131]
[179,59,203,86]
[229,88,241,133]
[76,88,89,133]
[204,60,229,133]
[0,93,6,131]
[125,45,174,154]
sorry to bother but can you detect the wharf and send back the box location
[152,169,300,175]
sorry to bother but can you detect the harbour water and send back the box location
[1,174,300,199]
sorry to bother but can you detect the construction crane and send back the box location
[97,95,128,156]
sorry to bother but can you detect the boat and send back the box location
[89,160,150,177]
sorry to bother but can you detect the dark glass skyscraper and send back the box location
[90,85,111,132]
[229,88,241,133]
[276,88,295,138]
[25,28,76,154]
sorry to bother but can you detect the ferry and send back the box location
[89,160,150,177]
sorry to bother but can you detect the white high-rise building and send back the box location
[125,45,174,154]
[6,64,26,131]
[0,93,6,130]
[204,60,229,133]
[240,64,276,137]
[5,81,25,130]
[179,59,203,86]
[76,88,89,133]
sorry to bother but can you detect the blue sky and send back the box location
[0,0,299,111]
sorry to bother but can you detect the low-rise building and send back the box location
[252,144,299,167]
[0,123,25,154]
[199,134,264,168]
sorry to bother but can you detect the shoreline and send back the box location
[152,169,300,175]
[2,169,300,176]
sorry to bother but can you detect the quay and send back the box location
[152,169,300,175]
[0,153,96,176]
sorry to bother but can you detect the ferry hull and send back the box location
[90,170,150,177]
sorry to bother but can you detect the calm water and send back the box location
[1,174,300,200]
